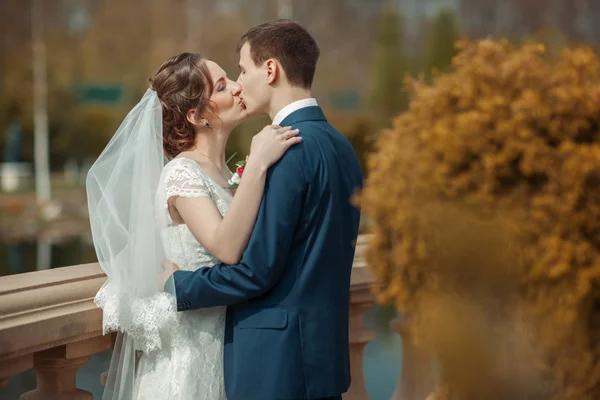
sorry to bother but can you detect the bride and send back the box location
[86,53,301,400]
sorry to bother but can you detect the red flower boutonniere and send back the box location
[228,157,247,189]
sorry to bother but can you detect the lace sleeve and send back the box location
[164,159,211,203]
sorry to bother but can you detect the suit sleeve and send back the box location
[169,148,306,310]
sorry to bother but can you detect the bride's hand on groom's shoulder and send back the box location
[157,261,180,291]
[247,125,301,171]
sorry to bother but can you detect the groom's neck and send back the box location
[268,86,313,122]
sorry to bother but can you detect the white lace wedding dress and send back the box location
[96,157,232,400]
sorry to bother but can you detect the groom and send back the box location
[163,20,362,400]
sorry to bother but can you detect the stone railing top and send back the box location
[0,263,105,360]
[0,263,104,310]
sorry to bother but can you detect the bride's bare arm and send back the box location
[172,125,300,264]
[172,159,267,264]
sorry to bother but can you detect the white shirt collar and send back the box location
[272,98,318,126]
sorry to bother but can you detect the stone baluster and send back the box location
[345,255,376,400]
[21,335,112,400]
[100,332,117,386]
[346,297,376,400]
[21,352,92,400]
[389,317,435,400]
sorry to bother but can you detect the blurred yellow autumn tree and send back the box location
[359,39,600,399]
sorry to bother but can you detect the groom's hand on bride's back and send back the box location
[158,261,180,292]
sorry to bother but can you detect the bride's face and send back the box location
[205,60,248,130]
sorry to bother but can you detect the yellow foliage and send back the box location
[359,39,600,399]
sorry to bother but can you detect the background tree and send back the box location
[423,9,459,79]
[359,39,600,400]
[367,6,409,130]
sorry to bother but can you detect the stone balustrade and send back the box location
[0,235,435,399]
[0,263,114,399]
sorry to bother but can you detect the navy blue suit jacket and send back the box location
[169,106,363,400]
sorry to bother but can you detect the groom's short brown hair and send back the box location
[237,19,320,89]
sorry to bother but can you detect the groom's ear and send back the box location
[265,59,279,85]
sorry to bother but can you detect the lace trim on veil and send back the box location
[94,282,178,354]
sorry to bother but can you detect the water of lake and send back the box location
[0,238,404,400]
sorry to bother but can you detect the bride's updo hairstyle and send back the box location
[149,53,214,159]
